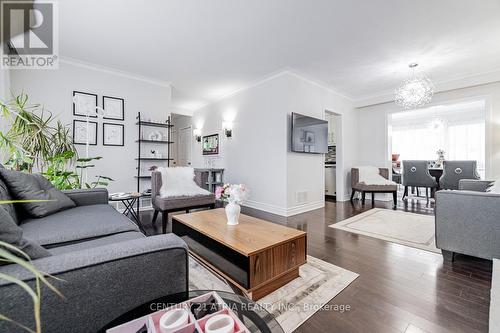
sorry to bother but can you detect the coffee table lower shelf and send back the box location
[173,218,306,301]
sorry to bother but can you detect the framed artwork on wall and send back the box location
[103,96,125,121]
[73,119,97,145]
[73,91,98,117]
[103,123,124,146]
[202,134,219,155]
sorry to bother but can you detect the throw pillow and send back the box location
[0,206,51,261]
[159,167,211,197]
[0,176,19,225]
[0,169,76,218]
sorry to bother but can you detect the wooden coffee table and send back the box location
[172,208,307,300]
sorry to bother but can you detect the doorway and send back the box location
[170,113,193,167]
[178,126,192,166]
[324,110,342,201]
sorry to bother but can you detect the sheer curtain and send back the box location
[390,100,486,178]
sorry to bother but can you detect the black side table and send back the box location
[109,193,146,233]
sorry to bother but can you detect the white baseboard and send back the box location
[243,200,288,216]
[243,199,325,217]
[286,200,325,216]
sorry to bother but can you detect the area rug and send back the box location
[329,208,439,253]
[189,255,358,333]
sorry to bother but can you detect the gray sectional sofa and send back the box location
[435,179,499,261]
[0,188,189,333]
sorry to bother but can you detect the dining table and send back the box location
[428,167,444,185]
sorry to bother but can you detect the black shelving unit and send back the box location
[136,112,174,212]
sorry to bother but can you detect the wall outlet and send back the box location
[295,191,308,204]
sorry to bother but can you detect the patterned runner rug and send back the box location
[189,255,358,333]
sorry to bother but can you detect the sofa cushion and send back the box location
[21,204,139,247]
[0,169,75,218]
[0,205,51,260]
[48,231,144,255]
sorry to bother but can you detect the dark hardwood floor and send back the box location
[139,196,492,333]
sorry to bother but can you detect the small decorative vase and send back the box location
[225,201,241,225]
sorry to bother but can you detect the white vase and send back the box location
[225,201,241,225]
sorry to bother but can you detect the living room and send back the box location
[1,1,499,333]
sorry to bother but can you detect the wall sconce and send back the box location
[222,121,233,138]
[193,128,202,142]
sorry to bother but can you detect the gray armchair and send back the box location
[151,170,215,234]
[402,160,437,202]
[439,160,480,190]
[350,168,397,206]
[435,179,498,261]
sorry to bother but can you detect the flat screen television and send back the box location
[291,112,328,154]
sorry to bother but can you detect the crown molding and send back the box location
[59,57,172,88]
[284,68,354,102]
[192,67,353,112]
[354,68,500,108]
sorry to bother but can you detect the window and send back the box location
[390,100,486,178]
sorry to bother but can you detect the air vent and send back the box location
[295,191,308,204]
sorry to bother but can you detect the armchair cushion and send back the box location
[158,167,211,197]
[153,194,215,211]
[0,169,75,217]
[351,167,397,191]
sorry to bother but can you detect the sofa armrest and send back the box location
[435,190,500,260]
[458,179,493,192]
[0,234,188,333]
[62,188,109,206]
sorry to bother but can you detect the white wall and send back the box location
[356,81,500,180]
[9,61,172,195]
[192,72,356,216]
[0,67,11,163]
[0,69,9,100]
[286,73,357,212]
[192,74,290,214]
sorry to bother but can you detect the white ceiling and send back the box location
[58,0,500,110]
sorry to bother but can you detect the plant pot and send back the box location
[225,201,241,225]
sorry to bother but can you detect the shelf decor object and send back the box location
[395,63,434,110]
[103,96,125,121]
[103,123,124,146]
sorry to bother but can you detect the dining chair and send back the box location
[402,160,438,202]
[439,160,480,190]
